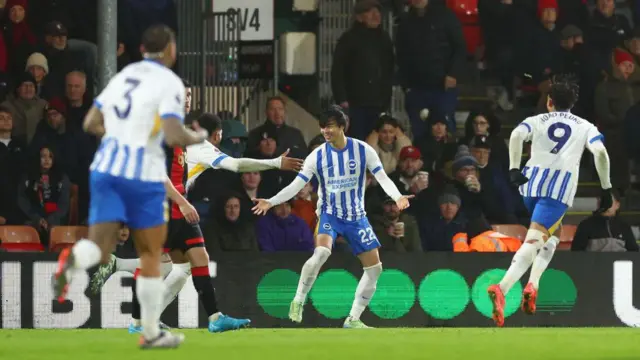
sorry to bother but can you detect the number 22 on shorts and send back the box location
[358,227,377,244]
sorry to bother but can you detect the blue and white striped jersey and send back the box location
[297,138,384,221]
[90,59,186,183]
[516,111,603,206]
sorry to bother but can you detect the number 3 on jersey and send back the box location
[114,78,141,119]
[358,227,377,244]
[547,122,572,154]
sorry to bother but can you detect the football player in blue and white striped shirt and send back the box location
[488,77,613,327]
[53,25,204,348]
[252,107,413,328]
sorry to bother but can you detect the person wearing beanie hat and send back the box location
[0,72,47,143]
[613,48,635,80]
[415,111,457,173]
[537,0,558,23]
[25,52,53,99]
[417,185,466,251]
[370,193,422,252]
[451,145,479,179]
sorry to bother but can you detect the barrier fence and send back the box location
[1,252,639,328]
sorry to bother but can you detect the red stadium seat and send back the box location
[0,226,44,252]
[492,224,528,241]
[447,0,482,56]
[557,224,577,251]
[49,226,88,252]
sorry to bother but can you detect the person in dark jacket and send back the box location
[204,192,259,252]
[255,201,314,252]
[246,96,307,159]
[588,0,632,72]
[572,192,638,252]
[419,188,467,251]
[17,145,70,245]
[395,0,466,138]
[331,0,394,141]
[0,105,26,225]
[458,108,509,172]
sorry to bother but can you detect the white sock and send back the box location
[348,263,382,321]
[208,312,222,322]
[498,229,545,295]
[72,239,102,270]
[159,263,191,312]
[293,247,331,303]
[131,318,141,327]
[115,258,139,274]
[136,276,165,340]
[528,236,559,289]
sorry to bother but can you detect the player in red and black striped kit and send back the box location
[128,79,250,333]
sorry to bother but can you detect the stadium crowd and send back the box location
[0,0,638,254]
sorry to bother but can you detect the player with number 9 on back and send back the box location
[487,75,613,327]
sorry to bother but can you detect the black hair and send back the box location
[318,107,347,129]
[182,78,191,88]
[141,24,175,53]
[196,113,222,135]
[549,74,579,111]
[0,105,12,116]
[375,113,401,132]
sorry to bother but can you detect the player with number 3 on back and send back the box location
[488,76,613,327]
[252,107,413,329]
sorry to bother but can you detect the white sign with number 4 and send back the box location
[213,0,274,41]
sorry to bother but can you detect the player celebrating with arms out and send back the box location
[488,76,613,327]
[53,25,205,348]
[252,107,413,328]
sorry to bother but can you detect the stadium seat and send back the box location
[0,226,44,252]
[68,184,79,225]
[492,224,527,241]
[557,224,577,251]
[447,0,482,56]
[49,226,88,252]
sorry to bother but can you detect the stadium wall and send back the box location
[1,253,639,328]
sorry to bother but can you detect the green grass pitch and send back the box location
[0,328,637,359]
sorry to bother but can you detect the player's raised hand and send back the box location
[252,198,273,216]
[396,195,414,211]
[179,202,200,224]
[279,149,304,172]
[509,169,529,186]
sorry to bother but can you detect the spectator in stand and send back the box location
[3,0,37,78]
[571,191,638,251]
[1,72,46,143]
[235,171,272,222]
[396,0,466,137]
[371,195,421,252]
[116,41,132,72]
[588,0,632,72]
[414,112,457,177]
[555,0,589,32]
[29,97,79,182]
[459,109,509,172]
[17,145,70,245]
[256,201,314,252]
[39,21,87,98]
[595,49,640,194]
[331,0,394,141]
[291,182,317,231]
[220,117,248,158]
[469,135,526,225]
[0,106,26,225]
[204,192,259,252]
[419,187,467,251]
[25,52,53,100]
[64,70,94,220]
[246,96,307,159]
[246,129,291,195]
[365,113,411,174]
[389,145,438,217]
[518,0,563,112]
[450,145,514,224]
[558,25,600,120]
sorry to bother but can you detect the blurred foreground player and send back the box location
[252,107,412,328]
[52,25,206,348]
[488,76,612,327]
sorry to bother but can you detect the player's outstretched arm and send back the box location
[507,124,530,186]
[217,149,303,173]
[587,138,613,212]
[364,143,413,210]
[163,177,199,224]
[83,106,105,138]
[252,176,308,216]
[163,118,206,147]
